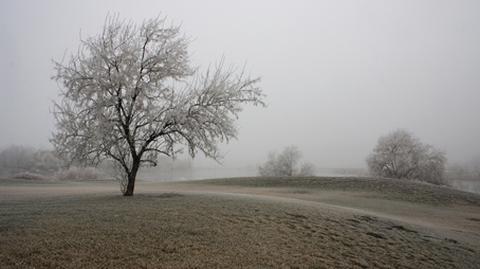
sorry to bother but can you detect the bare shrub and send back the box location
[298,163,316,177]
[258,146,315,177]
[54,166,103,181]
[367,130,446,185]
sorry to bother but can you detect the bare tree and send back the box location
[0,145,36,174]
[0,145,62,176]
[366,130,446,184]
[275,146,302,176]
[52,16,265,195]
[298,163,315,177]
[258,152,281,177]
[258,146,315,177]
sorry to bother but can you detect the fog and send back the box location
[1,0,480,173]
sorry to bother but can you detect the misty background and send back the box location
[1,0,480,179]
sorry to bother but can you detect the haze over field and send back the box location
[1,0,480,171]
[2,2,480,267]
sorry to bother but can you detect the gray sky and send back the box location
[1,0,479,168]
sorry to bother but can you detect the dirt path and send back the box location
[150,182,480,247]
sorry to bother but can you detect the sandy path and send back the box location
[152,182,480,247]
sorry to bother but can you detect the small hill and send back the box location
[197,176,480,206]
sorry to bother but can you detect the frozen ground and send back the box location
[1,177,479,268]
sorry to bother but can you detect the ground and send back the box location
[0,177,479,268]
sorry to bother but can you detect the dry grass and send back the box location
[197,177,480,206]
[1,177,479,268]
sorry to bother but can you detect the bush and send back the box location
[54,166,103,181]
[258,146,315,177]
[367,130,446,185]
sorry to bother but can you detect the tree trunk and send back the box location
[123,175,136,196]
[123,159,140,196]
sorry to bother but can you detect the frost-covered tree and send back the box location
[258,146,315,177]
[366,130,446,184]
[52,16,264,195]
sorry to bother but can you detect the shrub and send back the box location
[54,166,103,181]
[258,146,315,177]
[367,130,446,185]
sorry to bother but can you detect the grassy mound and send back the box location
[197,177,480,206]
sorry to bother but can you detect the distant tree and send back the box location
[0,145,36,175]
[366,130,446,184]
[52,16,265,196]
[0,145,62,176]
[275,146,301,176]
[32,150,63,173]
[258,146,315,177]
[258,152,281,177]
[298,163,316,177]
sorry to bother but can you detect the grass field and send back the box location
[1,177,479,268]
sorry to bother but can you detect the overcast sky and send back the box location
[1,0,479,168]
